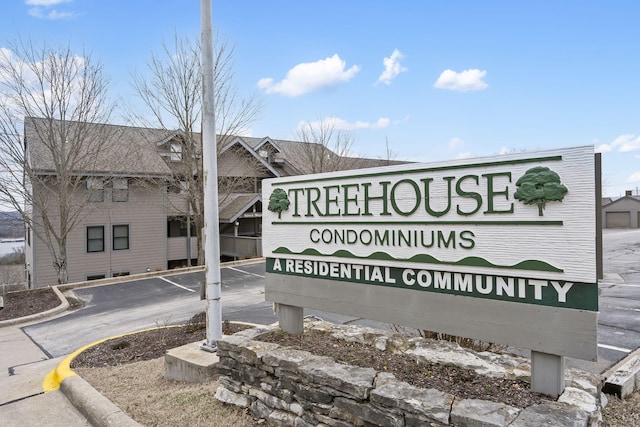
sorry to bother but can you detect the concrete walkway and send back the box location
[0,323,90,426]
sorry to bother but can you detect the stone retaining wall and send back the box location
[214,320,604,426]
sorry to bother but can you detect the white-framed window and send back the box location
[86,178,104,202]
[112,224,130,250]
[112,178,129,202]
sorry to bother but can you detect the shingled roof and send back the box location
[25,117,409,179]
[25,117,173,177]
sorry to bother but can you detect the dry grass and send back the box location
[602,391,640,427]
[76,358,258,427]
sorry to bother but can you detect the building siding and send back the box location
[30,181,168,287]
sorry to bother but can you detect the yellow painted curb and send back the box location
[43,326,183,392]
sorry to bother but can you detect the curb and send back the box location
[50,323,263,426]
[0,285,69,328]
[46,327,183,426]
[60,375,143,427]
[602,347,640,398]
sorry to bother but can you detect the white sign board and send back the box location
[263,146,598,360]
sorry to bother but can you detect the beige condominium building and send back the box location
[24,117,400,288]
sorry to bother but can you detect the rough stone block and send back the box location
[216,335,249,352]
[294,416,316,427]
[215,385,251,408]
[558,387,598,415]
[408,344,507,378]
[450,398,520,427]
[298,358,376,400]
[249,387,304,416]
[250,399,273,419]
[262,347,327,371]
[219,375,243,393]
[315,413,359,427]
[334,397,403,427]
[295,383,334,404]
[371,381,454,425]
[510,402,589,427]
[267,408,297,426]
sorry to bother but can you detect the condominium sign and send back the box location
[263,146,598,360]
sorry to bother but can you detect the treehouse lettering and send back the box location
[283,172,515,219]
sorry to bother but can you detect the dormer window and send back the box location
[169,143,183,161]
[112,178,129,202]
[87,178,104,202]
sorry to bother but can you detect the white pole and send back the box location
[200,0,222,352]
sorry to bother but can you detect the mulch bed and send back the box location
[71,319,247,369]
[0,288,60,321]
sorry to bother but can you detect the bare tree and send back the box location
[295,118,361,173]
[130,32,263,265]
[0,40,118,284]
[381,136,399,166]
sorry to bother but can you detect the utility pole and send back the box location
[200,0,222,351]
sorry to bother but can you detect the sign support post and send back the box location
[278,304,304,334]
[531,351,565,398]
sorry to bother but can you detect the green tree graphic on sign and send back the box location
[268,188,290,219]
[514,166,568,216]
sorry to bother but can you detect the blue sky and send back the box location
[1,1,639,197]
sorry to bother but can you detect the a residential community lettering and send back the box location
[266,257,598,311]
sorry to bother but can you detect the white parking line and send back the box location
[598,343,632,353]
[160,277,196,292]
[227,266,265,278]
[601,306,640,312]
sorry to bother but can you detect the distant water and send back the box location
[0,240,24,257]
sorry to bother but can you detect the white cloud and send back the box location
[627,172,640,183]
[25,0,72,5]
[376,49,407,85]
[0,47,88,114]
[610,134,640,152]
[257,54,360,97]
[456,152,475,159]
[595,144,613,153]
[28,8,75,19]
[26,0,75,20]
[297,116,391,132]
[434,69,488,92]
[499,147,509,155]
[448,137,464,149]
